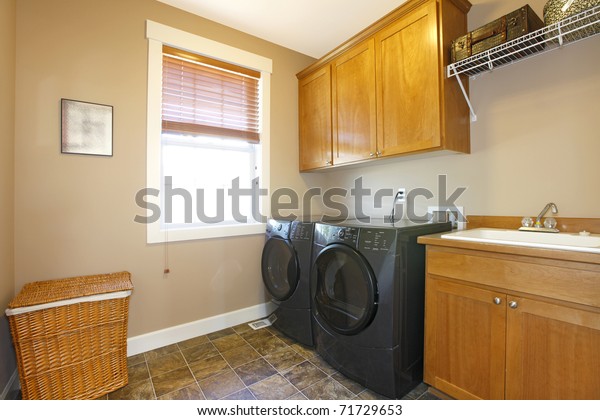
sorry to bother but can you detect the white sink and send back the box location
[441,228,600,254]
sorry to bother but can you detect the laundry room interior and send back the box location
[1,0,599,403]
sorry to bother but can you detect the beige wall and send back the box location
[317,0,600,221]
[0,0,17,395]
[14,0,316,338]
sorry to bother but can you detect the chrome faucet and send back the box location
[535,202,558,227]
[519,202,559,233]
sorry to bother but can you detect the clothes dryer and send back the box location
[311,219,451,397]
[261,219,314,346]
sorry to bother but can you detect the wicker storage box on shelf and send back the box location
[5,271,133,400]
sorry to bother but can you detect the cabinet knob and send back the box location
[376,151,382,156]
[325,160,332,165]
[493,297,502,305]
[509,301,518,309]
[370,152,375,157]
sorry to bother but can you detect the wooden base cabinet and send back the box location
[423,246,600,400]
[297,0,471,172]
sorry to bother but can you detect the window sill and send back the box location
[147,222,266,244]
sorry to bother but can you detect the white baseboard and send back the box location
[1,369,20,400]
[127,301,276,356]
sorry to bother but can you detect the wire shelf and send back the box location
[447,5,600,79]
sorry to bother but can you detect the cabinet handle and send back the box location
[493,297,502,305]
[509,301,518,309]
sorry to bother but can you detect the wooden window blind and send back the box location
[162,46,261,142]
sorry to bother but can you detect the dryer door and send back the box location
[313,243,378,335]
[261,237,300,301]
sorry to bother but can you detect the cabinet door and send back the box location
[375,0,441,156]
[332,39,377,165]
[299,66,332,171]
[506,296,600,399]
[424,277,506,399]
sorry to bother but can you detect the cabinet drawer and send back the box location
[426,246,600,308]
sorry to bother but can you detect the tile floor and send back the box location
[105,322,439,400]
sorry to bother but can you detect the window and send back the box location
[145,21,272,243]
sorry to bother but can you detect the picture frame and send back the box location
[61,98,113,156]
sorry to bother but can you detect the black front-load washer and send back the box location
[311,219,451,398]
[261,218,314,346]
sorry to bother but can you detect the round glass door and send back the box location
[261,237,299,301]
[313,244,378,335]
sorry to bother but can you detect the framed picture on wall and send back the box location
[61,98,113,156]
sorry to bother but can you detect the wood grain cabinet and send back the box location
[299,66,332,171]
[422,245,600,400]
[297,0,471,171]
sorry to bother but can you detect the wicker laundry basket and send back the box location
[5,271,133,400]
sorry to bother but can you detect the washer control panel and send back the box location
[358,229,396,252]
[315,224,359,246]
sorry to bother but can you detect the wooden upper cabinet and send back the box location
[376,1,441,155]
[298,65,332,171]
[296,0,471,172]
[332,39,377,165]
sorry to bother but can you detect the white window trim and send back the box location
[145,20,271,243]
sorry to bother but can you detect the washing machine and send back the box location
[311,218,452,398]
[261,218,315,346]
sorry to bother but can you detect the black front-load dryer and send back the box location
[261,219,314,346]
[311,219,451,398]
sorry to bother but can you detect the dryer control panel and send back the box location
[266,219,291,239]
[290,221,314,241]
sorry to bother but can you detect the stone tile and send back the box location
[108,379,155,400]
[248,374,298,400]
[303,378,355,400]
[355,388,390,400]
[249,335,288,356]
[199,370,246,400]
[308,355,337,376]
[145,343,179,360]
[287,392,308,400]
[222,388,256,400]
[283,361,327,390]
[212,333,247,353]
[240,328,273,344]
[152,366,196,397]
[417,391,441,400]
[232,323,253,335]
[128,361,150,384]
[332,372,366,395]
[189,355,230,381]
[178,335,209,349]
[221,344,261,368]
[290,343,316,359]
[263,348,306,372]
[147,351,186,377]
[207,328,237,341]
[275,334,297,346]
[127,353,145,367]
[158,384,206,400]
[181,342,219,364]
[234,358,278,386]
[403,382,429,400]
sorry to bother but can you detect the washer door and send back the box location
[261,237,300,301]
[313,243,378,335]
